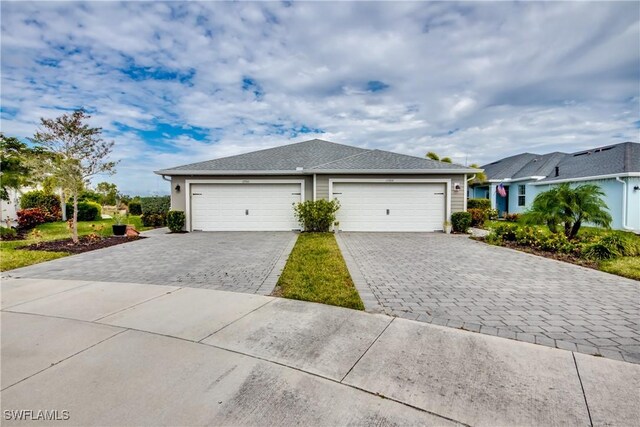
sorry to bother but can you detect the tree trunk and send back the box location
[72,192,79,244]
[61,190,67,221]
[569,220,582,240]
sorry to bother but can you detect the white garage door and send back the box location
[332,182,446,232]
[190,183,302,231]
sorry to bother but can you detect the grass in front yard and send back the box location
[0,215,151,272]
[600,257,640,281]
[276,233,364,310]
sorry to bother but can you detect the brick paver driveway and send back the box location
[4,231,296,295]
[338,233,640,363]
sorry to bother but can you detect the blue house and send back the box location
[470,142,640,232]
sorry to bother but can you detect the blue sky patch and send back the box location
[366,80,390,92]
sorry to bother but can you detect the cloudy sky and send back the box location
[1,1,639,195]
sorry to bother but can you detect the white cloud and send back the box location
[1,1,638,194]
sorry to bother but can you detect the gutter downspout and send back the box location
[615,177,634,231]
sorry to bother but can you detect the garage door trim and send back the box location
[185,179,305,231]
[328,178,451,229]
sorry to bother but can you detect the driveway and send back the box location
[2,279,638,425]
[337,232,640,363]
[4,231,297,295]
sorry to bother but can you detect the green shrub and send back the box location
[467,198,491,210]
[582,242,619,261]
[492,223,518,241]
[0,226,17,239]
[140,196,170,215]
[537,232,576,254]
[141,213,166,227]
[451,212,472,233]
[66,201,101,221]
[467,208,488,227]
[128,201,142,215]
[487,208,499,220]
[167,210,186,232]
[78,190,102,204]
[20,191,61,222]
[140,196,170,227]
[293,199,340,232]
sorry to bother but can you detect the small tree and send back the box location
[96,181,119,205]
[524,183,612,239]
[469,163,487,183]
[31,110,116,243]
[426,151,440,161]
[0,134,36,201]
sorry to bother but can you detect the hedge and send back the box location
[140,196,170,227]
[66,201,102,221]
[467,198,491,210]
[128,201,142,215]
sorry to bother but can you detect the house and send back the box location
[470,142,640,232]
[155,139,479,232]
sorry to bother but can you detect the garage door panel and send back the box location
[191,183,300,231]
[333,182,445,232]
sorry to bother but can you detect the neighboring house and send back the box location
[155,139,479,232]
[0,188,22,225]
[470,142,640,232]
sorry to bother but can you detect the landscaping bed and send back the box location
[477,223,640,281]
[273,232,364,310]
[18,235,145,254]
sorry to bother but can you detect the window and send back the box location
[518,185,526,207]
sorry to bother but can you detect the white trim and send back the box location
[485,176,545,183]
[156,168,478,176]
[615,177,637,232]
[463,174,468,211]
[184,179,305,232]
[313,174,317,201]
[531,172,640,185]
[328,177,452,223]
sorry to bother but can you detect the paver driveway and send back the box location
[4,231,296,295]
[338,232,640,363]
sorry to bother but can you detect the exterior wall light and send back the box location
[175,185,181,192]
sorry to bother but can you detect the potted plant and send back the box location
[443,220,452,234]
[333,221,340,234]
[112,212,127,236]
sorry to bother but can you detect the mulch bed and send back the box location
[18,235,146,254]
[473,236,599,270]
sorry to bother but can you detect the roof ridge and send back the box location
[309,149,373,169]
[371,148,467,167]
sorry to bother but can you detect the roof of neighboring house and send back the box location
[156,139,477,175]
[537,142,640,182]
[476,141,639,183]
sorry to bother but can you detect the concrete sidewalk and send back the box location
[1,279,638,426]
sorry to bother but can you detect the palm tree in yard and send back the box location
[525,183,612,239]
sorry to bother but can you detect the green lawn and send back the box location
[1,216,151,272]
[275,233,364,310]
[600,257,640,281]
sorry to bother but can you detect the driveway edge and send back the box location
[256,232,298,295]
[335,233,385,314]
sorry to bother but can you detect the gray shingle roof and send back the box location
[538,141,639,182]
[477,141,639,183]
[481,153,540,180]
[156,139,476,175]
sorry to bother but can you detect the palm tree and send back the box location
[469,163,487,183]
[524,183,612,239]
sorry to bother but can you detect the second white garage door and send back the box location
[332,182,446,232]
[190,183,302,231]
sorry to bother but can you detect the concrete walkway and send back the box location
[337,232,640,364]
[2,279,638,426]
